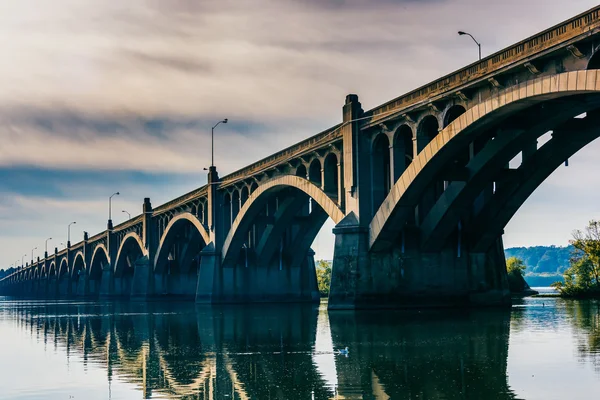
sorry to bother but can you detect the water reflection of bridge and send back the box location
[10,301,517,399]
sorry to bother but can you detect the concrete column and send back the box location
[75,232,90,297]
[320,167,325,190]
[137,198,155,298]
[131,256,151,300]
[341,94,363,217]
[328,212,370,310]
[195,243,219,304]
[99,262,114,298]
[337,162,343,207]
[468,237,511,306]
[207,167,223,247]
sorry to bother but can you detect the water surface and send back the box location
[1,296,599,399]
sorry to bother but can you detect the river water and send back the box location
[0,295,599,399]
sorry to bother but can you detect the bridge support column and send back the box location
[75,270,90,297]
[131,256,151,300]
[328,212,370,309]
[195,243,219,304]
[99,263,114,298]
[468,237,511,306]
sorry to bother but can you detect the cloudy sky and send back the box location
[1,0,599,268]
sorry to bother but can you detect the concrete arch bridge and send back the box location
[4,6,600,308]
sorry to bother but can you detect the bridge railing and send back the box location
[219,123,343,188]
[367,5,600,124]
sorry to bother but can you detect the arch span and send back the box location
[470,112,600,252]
[369,70,600,251]
[89,244,109,280]
[113,232,145,297]
[222,175,344,265]
[418,99,600,252]
[70,252,85,279]
[153,212,210,298]
[153,212,210,271]
[58,258,69,278]
[114,232,145,276]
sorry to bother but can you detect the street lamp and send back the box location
[45,237,52,257]
[31,247,37,264]
[122,210,131,220]
[109,192,120,221]
[458,31,481,60]
[21,254,27,269]
[68,221,76,247]
[211,119,228,167]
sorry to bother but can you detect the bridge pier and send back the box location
[205,250,319,304]
[130,256,151,300]
[329,214,510,309]
[195,243,219,304]
[57,276,70,298]
[98,263,114,299]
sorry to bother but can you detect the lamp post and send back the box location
[21,254,26,269]
[122,210,131,220]
[68,221,76,247]
[211,119,228,167]
[45,237,52,258]
[31,247,37,265]
[108,192,120,229]
[458,31,481,60]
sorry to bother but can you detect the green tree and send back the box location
[316,260,331,296]
[506,256,528,292]
[553,220,600,297]
[507,257,526,276]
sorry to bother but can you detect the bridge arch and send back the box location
[222,175,344,267]
[296,164,307,178]
[308,159,322,187]
[153,212,209,298]
[444,104,467,128]
[58,258,69,278]
[48,262,57,279]
[392,124,414,182]
[113,232,145,297]
[88,244,109,296]
[369,70,600,252]
[114,233,145,276]
[240,186,249,207]
[323,152,340,200]
[372,133,392,214]
[70,251,85,279]
[588,50,600,70]
[417,114,439,153]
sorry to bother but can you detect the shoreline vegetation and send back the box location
[550,220,600,299]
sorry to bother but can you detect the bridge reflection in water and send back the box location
[7,301,516,399]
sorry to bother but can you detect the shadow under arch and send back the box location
[70,251,85,296]
[153,212,209,299]
[113,232,145,297]
[89,244,109,297]
[222,175,344,266]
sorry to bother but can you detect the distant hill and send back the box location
[504,245,574,286]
